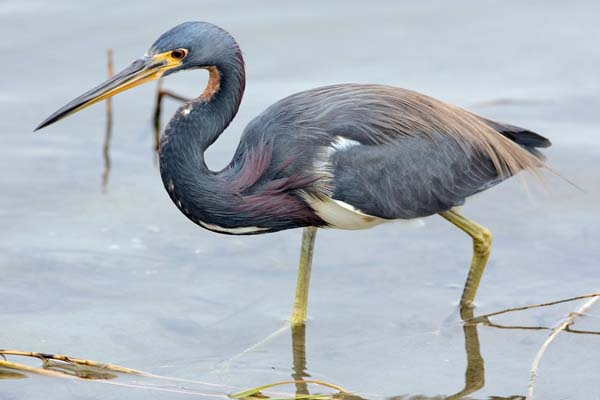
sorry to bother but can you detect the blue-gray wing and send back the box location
[329,133,499,219]
[236,84,550,221]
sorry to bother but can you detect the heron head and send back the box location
[35,21,238,131]
[149,21,239,76]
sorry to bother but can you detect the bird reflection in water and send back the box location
[1,301,599,398]
[285,299,599,400]
[286,309,486,400]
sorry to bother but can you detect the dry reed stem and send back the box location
[0,359,77,379]
[0,349,144,375]
[0,349,350,399]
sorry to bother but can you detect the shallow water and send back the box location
[1,1,600,399]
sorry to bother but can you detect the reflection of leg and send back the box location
[439,209,492,315]
[291,324,310,396]
[447,308,485,399]
[102,49,114,188]
[290,227,318,326]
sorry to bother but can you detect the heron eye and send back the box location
[171,49,187,60]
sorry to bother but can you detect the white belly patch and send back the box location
[305,196,389,230]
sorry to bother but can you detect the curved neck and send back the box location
[157,47,318,233]
[158,49,251,229]
[160,50,245,163]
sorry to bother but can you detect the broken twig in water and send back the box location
[0,349,143,377]
[480,319,600,335]
[527,296,600,400]
[465,292,600,324]
[0,349,354,399]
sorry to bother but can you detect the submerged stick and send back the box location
[527,296,599,399]
[102,48,114,188]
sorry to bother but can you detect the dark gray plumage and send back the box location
[36,21,551,234]
[237,84,549,224]
[35,20,554,324]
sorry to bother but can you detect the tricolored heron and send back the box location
[36,21,550,325]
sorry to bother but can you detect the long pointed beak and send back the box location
[35,53,176,131]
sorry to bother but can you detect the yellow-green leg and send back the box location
[290,226,318,326]
[439,209,492,315]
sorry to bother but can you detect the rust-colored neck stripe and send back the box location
[200,67,221,102]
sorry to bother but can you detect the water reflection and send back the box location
[1,300,599,399]
[290,324,310,396]
[101,48,114,189]
[285,315,489,399]
[46,361,118,380]
[447,308,485,400]
[284,302,599,399]
[0,369,27,380]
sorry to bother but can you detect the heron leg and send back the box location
[290,227,318,326]
[439,209,492,315]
